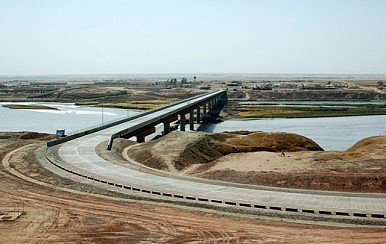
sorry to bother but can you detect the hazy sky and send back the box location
[1,0,385,75]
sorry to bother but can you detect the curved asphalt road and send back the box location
[57,94,386,219]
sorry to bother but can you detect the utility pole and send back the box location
[101,99,104,124]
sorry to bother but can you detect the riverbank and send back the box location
[221,101,386,119]
[73,99,386,119]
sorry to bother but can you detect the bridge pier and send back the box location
[180,113,186,131]
[189,108,194,131]
[196,105,201,123]
[135,126,156,143]
[164,122,170,134]
[163,116,178,134]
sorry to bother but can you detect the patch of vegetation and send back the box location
[236,105,386,118]
[74,101,99,106]
[2,104,58,110]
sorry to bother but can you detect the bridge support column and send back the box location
[163,116,178,135]
[135,126,156,143]
[163,122,170,134]
[136,135,145,143]
[203,103,207,116]
[180,113,186,131]
[196,105,201,123]
[189,108,194,131]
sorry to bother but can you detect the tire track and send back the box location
[1,144,237,242]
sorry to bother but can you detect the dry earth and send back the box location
[127,131,386,193]
[1,132,386,242]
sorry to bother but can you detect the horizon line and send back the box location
[1,72,386,77]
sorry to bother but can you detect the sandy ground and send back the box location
[201,148,386,173]
[126,131,386,193]
[194,137,386,192]
[0,133,385,242]
[205,151,314,172]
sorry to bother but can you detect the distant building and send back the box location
[324,84,336,89]
[226,81,242,87]
[252,81,272,90]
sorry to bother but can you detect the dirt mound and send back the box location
[347,136,386,153]
[128,131,225,171]
[125,131,386,193]
[127,139,170,170]
[127,131,323,171]
[19,132,53,140]
[0,132,54,141]
[195,136,386,193]
[109,138,135,153]
[175,133,230,170]
[0,134,12,139]
[215,132,323,154]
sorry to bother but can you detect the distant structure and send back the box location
[252,81,273,90]
[300,81,337,90]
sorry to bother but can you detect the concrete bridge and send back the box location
[47,90,228,149]
[106,90,227,149]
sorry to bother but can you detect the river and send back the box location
[0,102,140,135]
[1,102,385,151]
[199,115,386,151]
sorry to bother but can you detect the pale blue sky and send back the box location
[1,0,385,75]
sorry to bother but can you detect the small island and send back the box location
[2,104,58,110]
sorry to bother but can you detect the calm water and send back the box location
[1,102,385,150]
[0,102,140,135]
[199,115,386,150]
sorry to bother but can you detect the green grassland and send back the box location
[236,105,386,118]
